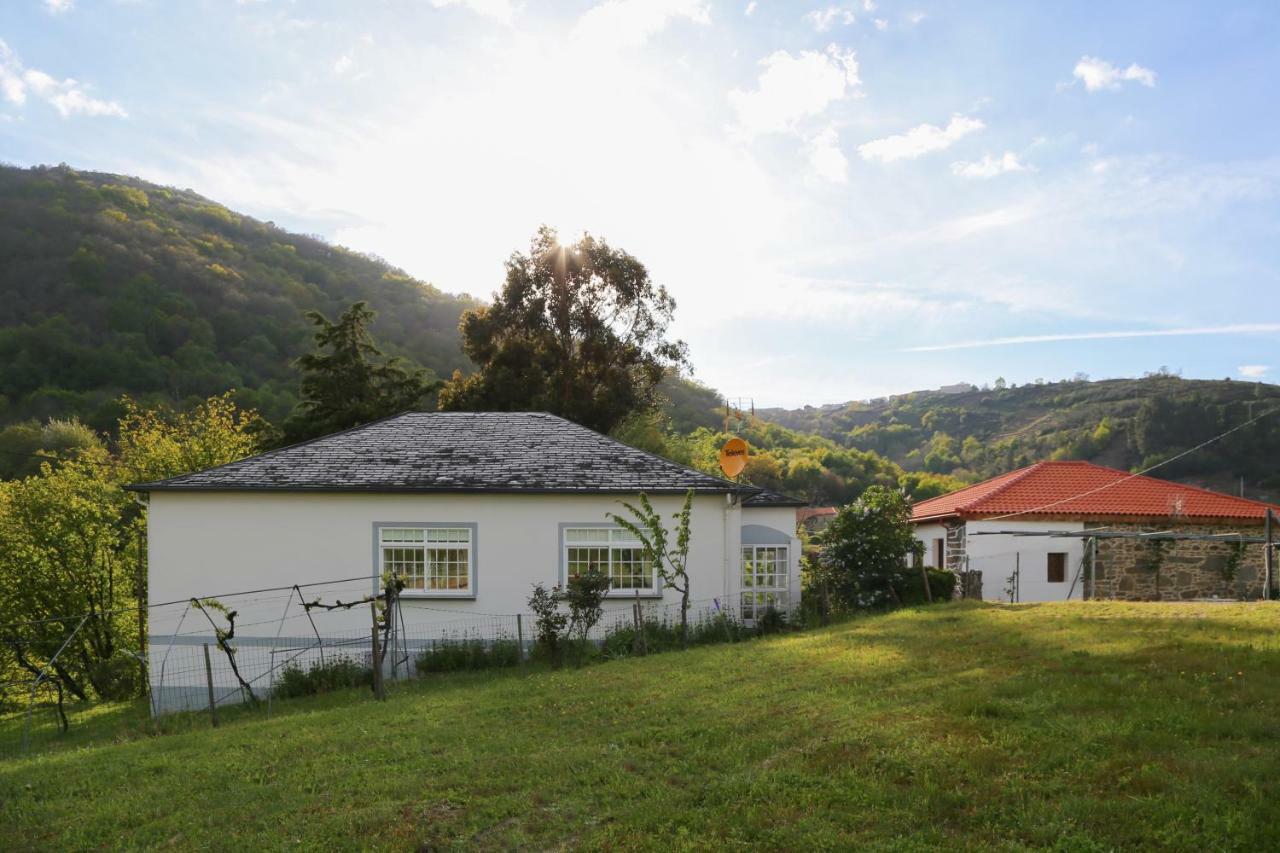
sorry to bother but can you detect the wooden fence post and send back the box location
[371,625,385,701]
[516,614,525,665]
[203,643,218,728]
[369,600,387,700]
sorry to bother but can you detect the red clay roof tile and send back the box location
[910,460,1280,523]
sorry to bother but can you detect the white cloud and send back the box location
[745,1,757,15]
[874,18,888,30]
[903,325,1280,353]
[862,0,877,10]
[907,11,926,24]
[430,0,519,26]
[804,6,855,32]
[0,42,25,106]
[333,53,354,76]
[1072,56,1156,92]
[858,114,983,163]
[729,44,860,136]
[951,151,1033,178]
[574,0,710,49]
[807,126,848,183]
[0,39,126,117]
[43,0,74,13]
[1238,365,1270,379]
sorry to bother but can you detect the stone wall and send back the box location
[945,520,983,599]
[1091,521,1270,601]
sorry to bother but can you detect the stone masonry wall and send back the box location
[945,520,983,599]
[1091,521,1269,601]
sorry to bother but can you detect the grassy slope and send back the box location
[4,602,1280,850]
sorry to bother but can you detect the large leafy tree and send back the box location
[281,302,440,444]
[439,227,687,434]
[0,394,264,711]
[813,486,924,611]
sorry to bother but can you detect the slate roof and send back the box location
[911,460,1280,523]
[128,412,757,496]
[742,488,807,508]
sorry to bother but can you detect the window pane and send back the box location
[565,528,611,543]
[384,546,425,589]
[381,528,424,544]
[424,545,471,591]
[567,546,609,580]
[740,546,788,619]
[610,546,653,590]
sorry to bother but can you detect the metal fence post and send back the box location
[203,643,219,727]
[516,614,525,665]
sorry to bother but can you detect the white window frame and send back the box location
[740,544,789,621]
[562,526,661,597]
[377,525,475,598]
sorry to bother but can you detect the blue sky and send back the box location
[2,0,1278,406]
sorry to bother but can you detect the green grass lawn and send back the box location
[4,601,1280,850]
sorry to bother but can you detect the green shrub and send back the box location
[601,618,684,658]
[274,655,372,699]
[898,569,957,605]
[415,636,520,674]
[754,607,796,636]
[689,612,752,645]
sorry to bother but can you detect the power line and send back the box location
[983,405,1280,522]
[0,573,378,632]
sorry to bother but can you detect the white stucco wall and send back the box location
[964,519,1087,602]
[146,491,764,633]
[145,491,801,709]
[913,519,1088,602]
[913,523,949,568]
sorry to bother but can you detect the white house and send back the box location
[130,412,803,712]
[911,460,1280,603]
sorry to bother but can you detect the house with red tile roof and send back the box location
[910,460,1279,602]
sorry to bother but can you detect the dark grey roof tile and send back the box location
[128,411,755,496]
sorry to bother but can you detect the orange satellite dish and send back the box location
[719,437,749,478]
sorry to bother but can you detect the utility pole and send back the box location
[1266,509,1275,602]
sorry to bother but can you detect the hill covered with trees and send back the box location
[4,163,1276,505]
[0,163,479,430]
[759,375,1280,499]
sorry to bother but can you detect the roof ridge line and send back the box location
[535,411,757,494]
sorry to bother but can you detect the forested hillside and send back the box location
[759,375,1280,498]
[3,163,1276,504]
[0,164,479,429]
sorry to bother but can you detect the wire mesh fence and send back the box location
[1,574,797,759]
[146,593,791,718]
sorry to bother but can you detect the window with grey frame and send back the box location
[741,545,789,620]
[563,527,659,594]
[379,527,473,594]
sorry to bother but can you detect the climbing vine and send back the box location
[1140,539,1168,573]
[1222,541,1248,583]
[190,597,257,706]
[301,571,405,677]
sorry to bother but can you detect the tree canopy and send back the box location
[439,227,687,434]
[280,302,440,444]
[0,394,264,710]
[811,486,923,610]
